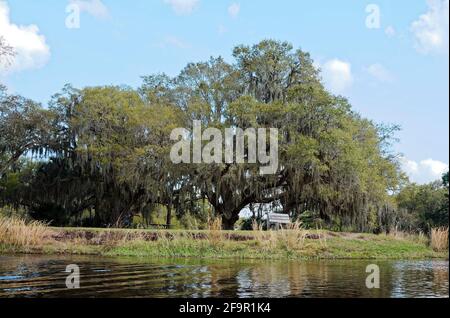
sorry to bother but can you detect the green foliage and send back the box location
[0,86,57,175]
[0,205,29,220]
[395,177,449,232]
[0,40,412,231]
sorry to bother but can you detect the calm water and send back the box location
[0,254,448,298]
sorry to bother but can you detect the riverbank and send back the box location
[0,219,448,260]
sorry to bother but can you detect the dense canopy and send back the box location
[1,40,446,231]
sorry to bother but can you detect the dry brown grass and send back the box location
[252,219,263,232]
[207,217,223,246]
[251,220,309,251]
[251,220,276,251]
[389,227,407,240]
[277,221,307,251]
[0,216,51,249]
[388,228,429,245]
[431,227,448,252]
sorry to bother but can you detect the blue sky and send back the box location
[0,0,448,183]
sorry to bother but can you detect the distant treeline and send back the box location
[0,40,448,231]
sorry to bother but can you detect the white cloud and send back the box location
[69,0,109,19]
[160,36,191,49]
[401,157,449,184]
[321,59,353,94]
[366,63,394,82]
[164,0,199,15]
[411,0,449,55]
[0,1,50,73]
[228,3,240,19]
[218,24,228,35]
[385,26,396,37]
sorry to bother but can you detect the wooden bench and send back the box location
[266,213,291,230]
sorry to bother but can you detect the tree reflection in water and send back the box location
[0,255,447,298]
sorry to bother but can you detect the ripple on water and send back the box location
[0,275,24,281]
[0,256,448,298]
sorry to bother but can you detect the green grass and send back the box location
[91,237,448,260]
[1,225,448,260]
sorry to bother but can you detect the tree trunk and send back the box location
[221,213,239,230]
[166,204,172,226]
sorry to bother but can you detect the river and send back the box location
[0,254,448,298]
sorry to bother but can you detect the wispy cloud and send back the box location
[218,24,228,35]
[411,0,449,55]
[366,63,394,82]
[69,0,109,19]
[159,35,191,49]
[0,0,50,73]
[385,25,396,38]
[228,3,240,19]
[164,0,199,15]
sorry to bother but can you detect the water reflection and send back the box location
[0,255,448,298]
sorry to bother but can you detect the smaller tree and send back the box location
[0,87,56,175]
[395,175,449,232]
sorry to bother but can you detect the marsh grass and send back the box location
[317,226,328,249]
[412,231,429,246]
[0,218,446,260]
[388,228,429,246]
[251,219,263,232]
[389,228,409,240]
[0,216,51,249]
[207,217,224,247]
[251,220,276,251]
[251,220,309,252]
[277,221,307,251]
[431,227,448,252]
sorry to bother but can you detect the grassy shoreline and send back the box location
[1,221,448,260]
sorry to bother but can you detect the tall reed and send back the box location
[207,217,223,247]
[277,221,307,251]
[0,216,50,248]
[430,227,448,252]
